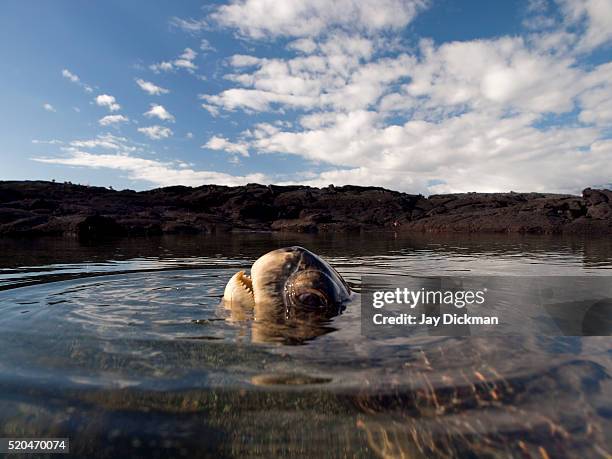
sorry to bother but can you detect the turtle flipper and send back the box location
[223,271,255,309]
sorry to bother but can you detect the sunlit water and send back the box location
[0,234,610,458]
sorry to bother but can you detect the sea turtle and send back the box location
[222,246,355,343]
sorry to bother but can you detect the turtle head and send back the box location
[223,246,352,320]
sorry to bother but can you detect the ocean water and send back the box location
[0,233,610,458]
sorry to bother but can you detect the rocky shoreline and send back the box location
[1,181,611,238]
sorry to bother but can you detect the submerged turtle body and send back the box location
[221,247,611,457]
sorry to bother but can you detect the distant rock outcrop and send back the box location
[0,181,611,237]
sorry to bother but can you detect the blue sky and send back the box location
[1,0,611,194]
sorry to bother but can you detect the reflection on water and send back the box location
[0,234,611,458]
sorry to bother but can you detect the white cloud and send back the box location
[144,104,175,122]
[174,59,197,70]
[136,79,169,95]
[186,132,194,139]
[62,69,79,83]
[201,88,317,113]
[69,134,134,151]
[198,14,612,195]
[170,17,208,34]
[95,94,121,112]
[33,151,266,187]
[99,114,129,126]
[41,1,612,194]
[43,103,56,112]
[252,109,612,194]
[138,125,173,140]
[210,0,427,38]
[559,0,612,51]
[200,38,216,52]
[400,37,584,114]
[287,38,318,53]
[150,61,174,72]
[150,48,198,73]
[180,48,197,60]
[579,84,612,126]
[201,103,221,116]
[32,139,63,145]
[229,54,261,67]
[203,135,250,157]
[527,0,548,13]
[32,112,265,187]
[62,69,93,92]
[200,33,410,114]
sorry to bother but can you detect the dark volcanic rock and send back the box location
[0,180,611,237]
[76,215,125,239]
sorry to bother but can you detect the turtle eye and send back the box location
[294,289,328,309]
[284,270,335,314]
[297,291,326,308]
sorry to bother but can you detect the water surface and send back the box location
[0,234,610,458]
